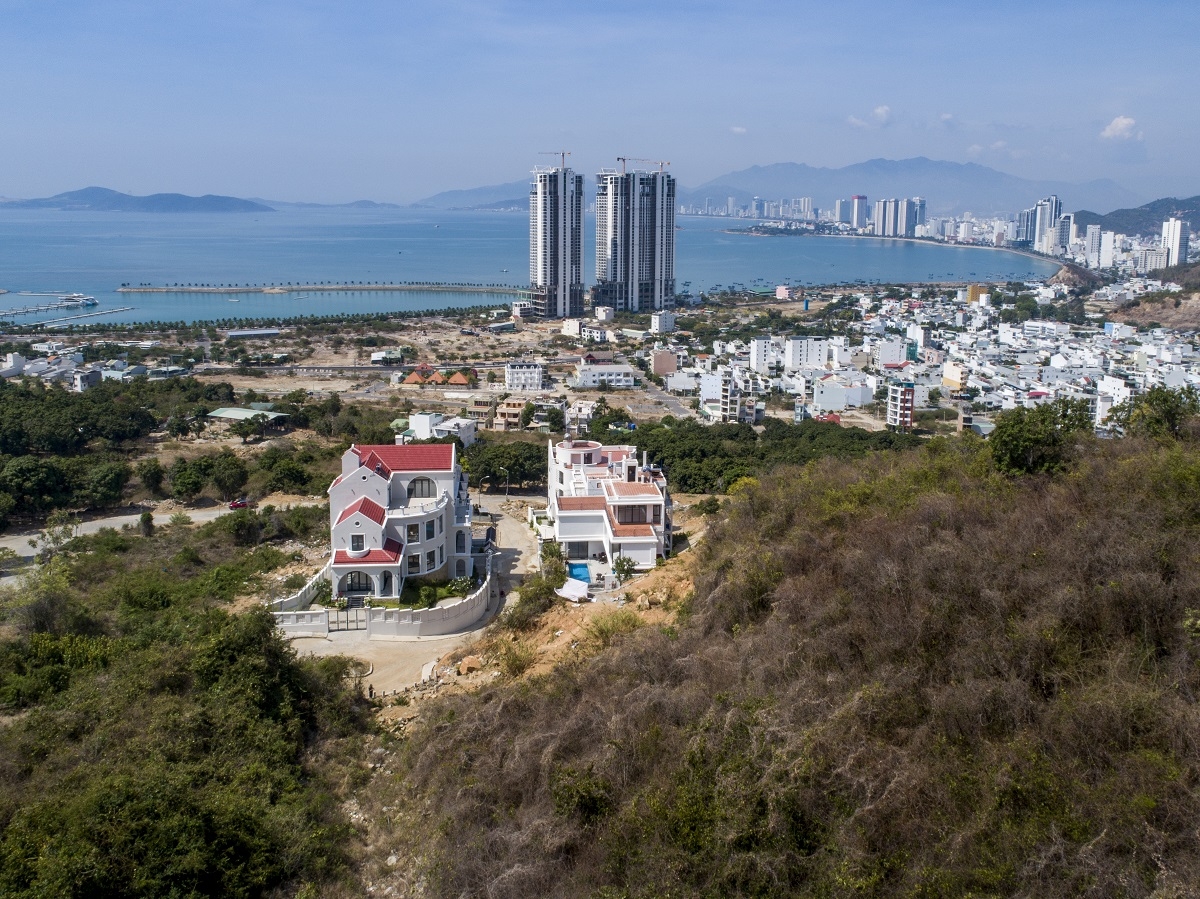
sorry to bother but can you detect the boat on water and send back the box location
[228,298,240,303]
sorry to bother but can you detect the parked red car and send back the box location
[229,498,250,509]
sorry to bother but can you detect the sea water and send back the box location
[0,206,1059,327]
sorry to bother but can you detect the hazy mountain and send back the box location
[2,186,274,213]
[256,198,403,209]
[1073,196,1200,237]
[681,158,1145,218]
[415,179,531,209]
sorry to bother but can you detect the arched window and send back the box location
[455,530,466,554]
[407,477,437,499]
[346,571,371,592]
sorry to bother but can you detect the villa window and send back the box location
[455,531,466,554]
[350,534,364,552]
[426,519,435,540]
[346,571,370,592]
[438,546,444,565]
[426,550,436,570]
[407,477,437,499]
[653,505,661,524]
[408,554,420,574]
[407,523,420,543]
[617,505,648,525]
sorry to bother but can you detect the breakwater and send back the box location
[118,282,529,295]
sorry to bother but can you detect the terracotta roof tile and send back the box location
[336,496,386,525]
[333,538,403,565]
[354,444,455,474]
[557,496,608,511]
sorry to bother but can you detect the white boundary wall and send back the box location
[272,552,496,639]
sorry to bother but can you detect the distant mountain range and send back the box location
[1073,196,1200,237]
[1,187,274,213]
[416,158,1151,218]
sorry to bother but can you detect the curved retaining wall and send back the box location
[272,553,495,639]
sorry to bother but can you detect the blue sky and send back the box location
[0,0,1195,205]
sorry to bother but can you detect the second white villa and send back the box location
[327,443,474,599]
[540,438,671,569]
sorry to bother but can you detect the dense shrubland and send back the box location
[0,512,367,896]
[388,430,1200,897]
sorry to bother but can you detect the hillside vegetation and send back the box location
[385,430,1200,897]
[1073,195,1200,237]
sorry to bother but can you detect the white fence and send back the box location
[272,552,496,639]
[268,561,331,612]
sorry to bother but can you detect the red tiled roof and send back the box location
[354,444,454,474]
[336,496,386,525]
[557,496,608,511]
[333,538,403,565]
[607,509,655,538]
[606,481,660,497]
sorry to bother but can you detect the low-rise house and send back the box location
[573,362,636,389]
[505,361,545,391]
[544,439,671,569]
[328,443,474,598]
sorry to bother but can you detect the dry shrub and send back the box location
[386,437,1200,898]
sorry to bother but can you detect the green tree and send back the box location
[165,415,190,438]
[989,398,1093,474]
[1109,385,1200,440]
[209,451,248,500]
[135,458,165,495]
[546,406,566,432]
[81,462,131,509]
[612,555,637,584]
[519,402,536,429]
[170,461,205,503]
[229,418,257,443]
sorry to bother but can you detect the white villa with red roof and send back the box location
[328,443,474,599]
[544,438,671,570]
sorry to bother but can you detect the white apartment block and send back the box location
[650,311,676,334]
[328,443,475,600]
[784,337,828,371]
[405,412,477,446]
[505,361,545,391]
[545,439,671,569]
[1162,218,1191,268]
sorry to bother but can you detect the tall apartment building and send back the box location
[851,195,869,229]
[1086,224,1103,268]
[1162,217,1191,267]
[529,165,584,319]
[595,168,676,312]
[1033,195,1062,252]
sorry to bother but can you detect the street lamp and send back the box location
[498,467,510,496]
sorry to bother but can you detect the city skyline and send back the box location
[1,1,1197,204]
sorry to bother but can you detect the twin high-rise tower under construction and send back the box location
[530,159,676,318]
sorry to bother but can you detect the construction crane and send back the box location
[539,150,572,168]
[616,156,671,174]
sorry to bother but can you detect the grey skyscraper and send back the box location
[529,165,584,318]
[595,168,676,312]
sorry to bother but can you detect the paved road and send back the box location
[0,502,316,559]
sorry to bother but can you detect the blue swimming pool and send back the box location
[567,562,591,584]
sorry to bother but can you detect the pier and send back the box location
[1,293,99,316]
[40,307,134,327]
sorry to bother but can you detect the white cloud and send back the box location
[729,125,746,135]
[848,105,892,129]
[966,144,983,156]
[990,140,1007,150]
[1100,115,1137,140]
[940,112,954,122]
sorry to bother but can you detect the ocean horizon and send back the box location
[0,206,1060,327]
